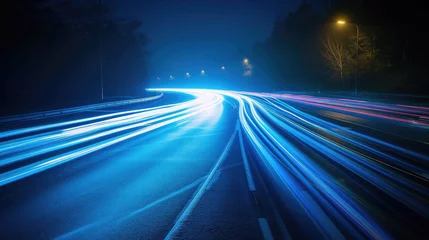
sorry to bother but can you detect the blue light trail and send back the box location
[1,88,428,239]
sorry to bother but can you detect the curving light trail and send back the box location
[0,90,223,185]
[152,88,429,239]
[1,88,428,239]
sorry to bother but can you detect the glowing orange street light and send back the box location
[336,19,359,95]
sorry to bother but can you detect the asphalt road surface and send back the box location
[1,89,428,240]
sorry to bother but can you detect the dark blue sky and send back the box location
[105,0,325,79]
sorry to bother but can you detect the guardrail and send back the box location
[0,92,163,124]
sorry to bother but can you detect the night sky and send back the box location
[104,0,327,79]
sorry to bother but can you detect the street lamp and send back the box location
[337,19,359,96]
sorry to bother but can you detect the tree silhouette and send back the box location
[321,29,380,90]
[0,0,150,116]
[321,32,353,83]
[252,2,323,91]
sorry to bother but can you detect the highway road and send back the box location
[0,89,428,240]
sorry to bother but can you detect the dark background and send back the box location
[1,0,428,116]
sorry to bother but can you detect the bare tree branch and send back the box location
[321,33,354,80]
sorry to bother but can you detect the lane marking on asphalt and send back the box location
[238,119,290,239]
[164,126,238,240]
[258,218,274,240]
[247,147,292,240]
[238,121,256,191]
[205,170,221,190]
[205,162,243,191]
[55,178,205,240]
[55,163,245,240]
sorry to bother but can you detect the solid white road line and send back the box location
[164,127,238,240]
[56,163,246,240]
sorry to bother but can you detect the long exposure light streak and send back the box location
[155,88,428,239]
[0,91,223,185]
[1,88,428,239]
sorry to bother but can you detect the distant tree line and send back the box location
[0,0,149,115]
[251,0,429,94]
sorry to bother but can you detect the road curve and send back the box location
[1,89,428,240]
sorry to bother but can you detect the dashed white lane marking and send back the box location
[258,218,274,240]
[164,126,238,240]
[238,122,256,191]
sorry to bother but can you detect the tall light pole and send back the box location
[337,20,359,95]
[99,0,104,100]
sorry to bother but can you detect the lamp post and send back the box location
[337,20,359,95]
